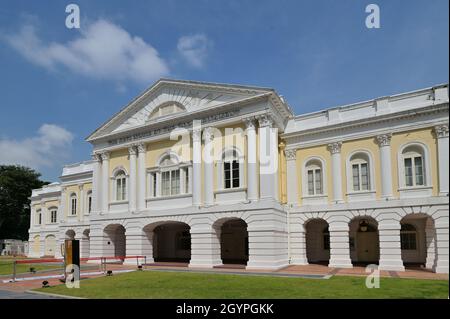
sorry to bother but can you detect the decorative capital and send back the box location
[136,143,146,153]
[434,124,449,139]
[128,145,137,156]
[243,117,256,130]
[285,149,297,161]
[78,184,84,191]
[327,142,342,154]
[203,127,215,142]
[376,133,392,147]
[92,153,102,162]
[100,152,110,161]
[257,114,273,128]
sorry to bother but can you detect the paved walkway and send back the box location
[0,289,62,299]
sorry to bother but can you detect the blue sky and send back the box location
[0,0,448,182]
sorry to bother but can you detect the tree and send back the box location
[0,165,49,240]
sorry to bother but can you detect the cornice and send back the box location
[282,103,448,141]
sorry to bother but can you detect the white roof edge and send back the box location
[293,83,449,120]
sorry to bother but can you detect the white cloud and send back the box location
[0,124,74,170]
[177,33,212,68]
[5,19,169,85]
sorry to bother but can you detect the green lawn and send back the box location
[35,270,449,299]
[0,257,62,276]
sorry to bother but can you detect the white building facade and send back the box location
[28,79,449,273]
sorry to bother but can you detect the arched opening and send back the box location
[65,229,76,240]
[305,219,330,265]
[104,224,126,260]
[349,217,379,265]
[400,213,434,270]
[145,222,191,263]
[215,218,249,265]
[81,229,90,258]
[44,235,56,257]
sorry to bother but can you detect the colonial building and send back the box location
[28,79,449,273]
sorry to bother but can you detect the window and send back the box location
[400,224,417,250]
[37,209,42,225]
[70,194,77,216]
[224,160,239,189]
[349,153,371,192]
[151,173,157,197]
[401,144,428,188]
[88,195,92,214]
[220,149,242,190]
[115,171,127,201]
[148,102,185,120]
[305,160,323,195]
[404,155,424,186]
[161,169,180,196]
[50,210,57,223]
[184,168,189,193]
[352,162,369,191]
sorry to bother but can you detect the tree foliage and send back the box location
[0,165,49,240]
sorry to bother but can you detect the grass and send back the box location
[0,257,62,276]
[35,270,449,299]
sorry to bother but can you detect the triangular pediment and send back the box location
[87,79,274,141]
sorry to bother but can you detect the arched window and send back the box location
[115,170,127,201]
[305,159,323,195]
[148,101,186,120]
[50,208,57,223]
[402,145,425,187]
[223,149,240,189]
[400,223,417,250]
[349,153,371,191]
[160,154,181,196]
[70,193,77,216]
[87,190,92,214]
[36,209,42,225]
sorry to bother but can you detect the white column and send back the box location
[187,166,193,194]
[101,152,110,214]
[189,225,222,268]
[137,143,147,211]
[289,222,308,265]
[434,219,449,274]
[327,142,344,203]
[180,167,186,194]
[91,153,102,214]
[378,220,405,271]
[78,184,84,221]
[434,124,449,196]
[376,134,394,199]
[285,149,298,206]
[244,117,258,201]
[203,127,215,206]
[128,146,137,213]
[328,222,353,268]
[192,127,202,206]
[124,229,146,265]
[258,115,279,200]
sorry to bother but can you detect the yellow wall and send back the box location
[109,148,130,175]
[390,128,438,196]
[293,126,439,203]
